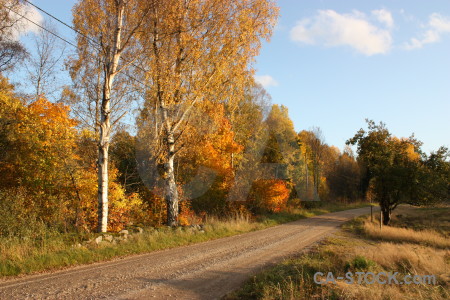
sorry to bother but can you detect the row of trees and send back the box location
[0,1,447,235]
[68,0,280,231]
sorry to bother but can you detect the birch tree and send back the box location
[72,0,151,232]
[139,0,279,226]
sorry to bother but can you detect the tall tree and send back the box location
[72,0,152,232]
[298,127,326,199]
[325,146,361,202]
[138,0,278,226]
[262,104,299,180]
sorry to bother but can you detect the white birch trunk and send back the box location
[165,132,179,226]
[97,80,111,233]
[97,4,124,233]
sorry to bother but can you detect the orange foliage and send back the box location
[177,102,243,213]
[68,151,144,232]
[198,114,243,188]
[0,89,144,232]
[1,96,78,189]
[251,179,290,213]
[178,201,201,226]
[130,188,168,228]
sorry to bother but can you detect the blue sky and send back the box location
[19,0,450,154]
[255,0,450,154]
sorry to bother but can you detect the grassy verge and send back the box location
[228,205,450,300]
[0,202,368,278]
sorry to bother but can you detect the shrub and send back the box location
[344,255,377,272]
[249,179,290,213]
[0,187,48,237]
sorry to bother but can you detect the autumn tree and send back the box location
[172,101,243,213]
[298,127,326,199]
[72,0,152,232]
[221,81,273,203]
[225,103,304,211]
[225,81,271,169]
[261,105,299,179]
[138,0,279,226]
[0,75,79,228]
[309,127,326,197]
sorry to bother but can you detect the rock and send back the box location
[136,227,144,234]
[94,236,103,244]
[119,229,129,235]
[199,230,205,234]
[103,234,113,242]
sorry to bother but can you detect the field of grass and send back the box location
[228,205,450,300]
[0,201,368,278]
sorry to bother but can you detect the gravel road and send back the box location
[0,207,371,300]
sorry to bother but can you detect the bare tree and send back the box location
[0,40,26,72]
[0,0,27,72]
[26,20,65,99]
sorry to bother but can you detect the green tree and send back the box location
[325,146,361,202]
[418,147,450,205]
[347,120,421,225]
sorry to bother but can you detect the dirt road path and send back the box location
[0,207,372,299]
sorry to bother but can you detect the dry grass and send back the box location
[230,205,450,300]
[0,202,368,277]
[363,220,450,249]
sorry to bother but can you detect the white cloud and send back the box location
[255,75,278,88]
[429,13,450,32]
[405,13,450,50]
[9,3,43,39]
[290,9,393,56]
[372,9,394,28]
